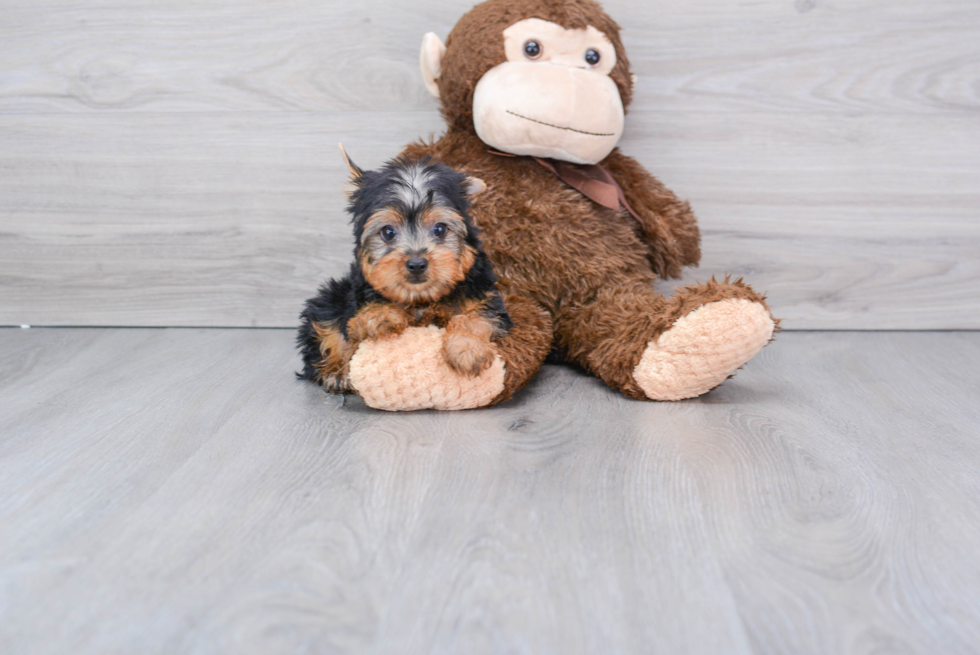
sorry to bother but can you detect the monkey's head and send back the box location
[420,0,632,165]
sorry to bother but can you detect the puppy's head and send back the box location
[340,145,487,305]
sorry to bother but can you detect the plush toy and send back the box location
[338,0,776,411]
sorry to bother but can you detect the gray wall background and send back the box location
[1,0,977,329]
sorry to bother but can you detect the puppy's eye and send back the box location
[380,225,397,242]
[523,40,542,59]
[585,48,600,66]
[432,223,447,238]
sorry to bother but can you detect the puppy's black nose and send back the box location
[406,258,428,274]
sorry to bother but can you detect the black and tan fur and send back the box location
[297,152,512,393]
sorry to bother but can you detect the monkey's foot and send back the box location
[348,326,506,411]
[633,299,775,401]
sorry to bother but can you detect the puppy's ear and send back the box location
[338,143,363,179]
[338,143,364,196]
[463,176,487,198]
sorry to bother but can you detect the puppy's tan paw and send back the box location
[348,304,410,342]
[443,333,495,377]
[322,373,354,395]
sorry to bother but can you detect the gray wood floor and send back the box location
[2,327,979,654]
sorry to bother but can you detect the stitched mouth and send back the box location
[505,110,615,137]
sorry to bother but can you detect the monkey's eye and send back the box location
[523,40,542,59]
[432,222,448,238]
[380,225,397,242]
[585,48,601,66]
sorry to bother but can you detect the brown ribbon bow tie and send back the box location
[488,150,643,224]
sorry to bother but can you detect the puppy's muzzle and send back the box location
[405,257,428,283]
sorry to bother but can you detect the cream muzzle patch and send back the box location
[470,18,625,165]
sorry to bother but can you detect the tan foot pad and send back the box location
[349,326,506,411]
[633,299,775,401]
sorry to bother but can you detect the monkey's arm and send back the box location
[601,149,701,280]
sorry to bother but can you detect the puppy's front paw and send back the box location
[443,333,495,377]
[348,304,410,342]
[322,372,354,394]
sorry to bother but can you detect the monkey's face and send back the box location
[471,18,624,165]
[421,8,629,166]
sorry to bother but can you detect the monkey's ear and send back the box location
[420,32,446,98]
[463,176,487,198]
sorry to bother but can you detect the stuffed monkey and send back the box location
[340,0,776,411]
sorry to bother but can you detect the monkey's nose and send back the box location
[406,258,428,274]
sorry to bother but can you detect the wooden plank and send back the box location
[1,328,979,654]
[0,0,976,115]
[622,0,980,115]
[0,111,977,328]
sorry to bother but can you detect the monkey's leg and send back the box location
[347,292,552,411]
[490,291,554,404]
[555,278,776,400]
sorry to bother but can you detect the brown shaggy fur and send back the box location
[399,0,774,404]
[443,298,499,376]
[438,0,634,131]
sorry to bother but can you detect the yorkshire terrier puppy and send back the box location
[297,146,512,394]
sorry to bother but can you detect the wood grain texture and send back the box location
[0,0,977,114]
[0,0,978,328]
[1,111,977,329]
[1,327,979,654]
